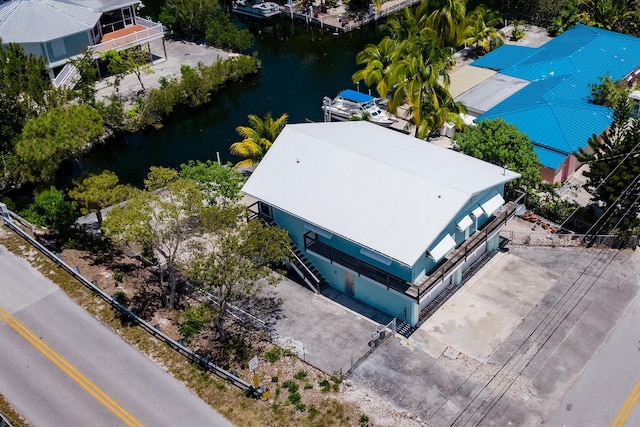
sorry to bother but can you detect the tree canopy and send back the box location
[159,0,254,51]
[351,0,504,139]
[103,167,204,309]
[69,171,134,227]
[185,206,290,341]
[15,104,104,183]
[21,186,78,234]
[230,113,288,169]
[179,160,246,205]
[576,96,640,242]
[452,118,542,192]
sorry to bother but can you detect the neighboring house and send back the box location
[456,24,640,183]
[242,122,520,326]
[0,0,164,88]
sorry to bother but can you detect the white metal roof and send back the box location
[455,72,529,116]
[0,0,101,43]
[242,122,520,266]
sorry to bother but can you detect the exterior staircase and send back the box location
[288,244,327,294]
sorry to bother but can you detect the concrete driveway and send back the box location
[350,245,639,426]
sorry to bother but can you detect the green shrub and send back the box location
[282,380,299,393]
[318,378,331,393]
[359,413,370,426]
[295,401,306,412]
[303,382,313,390]
[113,291,127,304]
[113,271,125,283]
[264,347,281,363]
[178,306,207,342]
[271,376,279,383]
[287,391,301,404]
[294,369,307,380]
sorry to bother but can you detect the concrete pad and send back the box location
[410,251,559,361]
[269,276,387,374]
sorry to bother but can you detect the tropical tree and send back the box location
[68,48,99,104]
[352,38,399,99]
[427,0,468,47]
[576,96,640,242]
[160,0,254,51]
[103,167,204,309]
[464,5,505,54]
[387,38,462,138]
[69,171,134,228]
[184,205,290,341]
[20,186,78,234]
[589,73,628,108]
[230,113,288,169]
[100,47,153,92]
[15,104,104,183]
[179,160,246,205]
[453,118,542,192]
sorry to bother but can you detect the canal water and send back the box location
[72,15,385,186]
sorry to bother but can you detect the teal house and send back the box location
[242,122,520,326]
[0,0,164,88]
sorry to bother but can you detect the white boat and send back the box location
[322,90,397,126]
[232,0,282,19]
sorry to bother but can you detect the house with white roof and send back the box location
[0,0,164,88]
[242,122,520,326]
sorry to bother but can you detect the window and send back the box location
[51,38,66,57]
[258,202,272,218]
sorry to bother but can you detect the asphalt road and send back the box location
[0,244,233,427]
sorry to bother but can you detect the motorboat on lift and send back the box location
[232,0,282,19]
[322,89,397,126]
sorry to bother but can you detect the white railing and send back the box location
[91,18,164,56]
[52,62,80,89]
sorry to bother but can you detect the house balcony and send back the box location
[407,202,518,300]
[91,17,164,57]
[303,231,413,295]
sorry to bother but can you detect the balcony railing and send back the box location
[91,17,164,56]
[303,231,413,296]
[408,202,518,300]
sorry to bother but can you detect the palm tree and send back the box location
[427,0,467,48]
[352,38,399,99]
[463,5,504,55]
[387,39,461,139]
[230,113,288,169]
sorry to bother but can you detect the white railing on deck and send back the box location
[91,18,164,56]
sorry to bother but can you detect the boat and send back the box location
[232,0,282,19]
[322,89,397,126]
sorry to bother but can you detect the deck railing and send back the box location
[409,203,518,300]
[91,17,164,56]
[303,231,412,296]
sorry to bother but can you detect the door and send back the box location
[344,271,354,296]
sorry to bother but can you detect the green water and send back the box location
[72,17,385,186]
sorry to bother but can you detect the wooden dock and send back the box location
[281,0,422,34]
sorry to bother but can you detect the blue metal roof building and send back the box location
[471,24,640,178]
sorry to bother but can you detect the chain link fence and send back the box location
[501,230,638,249]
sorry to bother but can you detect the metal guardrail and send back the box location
[0,203,261,397]
[0,412,13,427]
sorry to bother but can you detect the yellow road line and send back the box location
[612,379,640,427]
[0,306,143,427]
